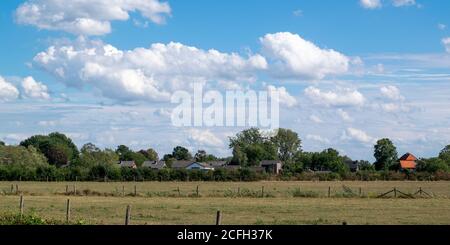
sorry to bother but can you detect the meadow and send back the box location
[0,181,449,225]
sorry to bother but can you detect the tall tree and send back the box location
[172,146,192,161]
[439,145,450,164]
[229,128,277,166]
[374,138,398,171]
[271,128,302,163]
[20,132,79,167]
[0,141,5,146]
[139,148,159,161]
[194,150,217,162]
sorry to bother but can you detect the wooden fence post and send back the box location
[394,187,397,198]
[10,184,14,194]
[16,184,19,193]
[328,186,331,198]
[19,195,24,217]
[122,185,125,197]
[261,186,265,197]
[66,199,71,223]
[134,185,137,196]
[73,184,77,195]
[359,187,362,197]
[237,187,240,196]
[177,187,181,196]
[125,205,131,225]
[216,210,222,225]
[196,186,199,197]
[65,185,69,194]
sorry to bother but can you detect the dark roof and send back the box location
[120,161,136,167]
[171,160,195,169]
[143,160,166,169]
[260,160,282,166]
[206,161,227,168]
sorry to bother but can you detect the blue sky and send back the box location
[1,0,450,161]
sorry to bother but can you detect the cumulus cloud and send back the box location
[33,37,267,102]
[187,129,223,147]
[392,0,416,7]
[0,76,20,102]
[304,86,365,107]
[343,127,375,143]
[337,109,353,122]
[380,85,404,101]
[443,38,450,53]
[360,0,382,9]
[15,0,171,35]
[306,134,330,144]
[21,76,50,100]
[309,115,323,124]
[260,32,349,79]
[267,85,297,107]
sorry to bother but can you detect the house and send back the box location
[399,153,417,171]
[206,161,227,169]
[171,160,196,169]
[120,161,137,169]
[142,160,166,170]
[171,160,216,171]
[345,160,359,172]
[260,160,283,174]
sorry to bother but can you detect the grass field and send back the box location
[0,181,449,225]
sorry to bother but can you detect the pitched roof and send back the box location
[260,160,282,166]
[120,161,136,167]
[171,160,195,169]
[143,160,166,169]
[206,161,227,168]
[399,153,418,161]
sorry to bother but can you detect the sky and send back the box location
[1,0,450,161]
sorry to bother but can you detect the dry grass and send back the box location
[0,181,449,225]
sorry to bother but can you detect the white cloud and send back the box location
[306,134,330,144]
[392,0,416,7]
[380,85,404,101]
[33,37,267,102]
[188,129,223,147]
[309,115,323,124]
[21,76,50,100]
[304,86,365,107]
[360,0,382,9]
[260,32,349,79]
[379,103,410,113]
[267,85,297,107]
[38,120,57,127]
[343,127,375,143]
[443,38,450,53]
[0,76,20,102]
[293,9,303,17]
[15,0,171,35]
[337,109,352,122]
[438,24,446,30]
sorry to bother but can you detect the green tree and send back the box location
[115,145,147,166]
[229,128,278,167]
[271,128,302,163]
[438,145,450,164]
[20,132,79,167]
[0,145,48,168]
[77,143,119,167]
[417,158,449,173]
[358,160,375,171]
[172,146,192,160]
[139,148,159,161]
[0,141,5,146]
[374,138,398,171]
[194,150,217,162]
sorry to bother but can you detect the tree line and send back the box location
[0,128,449,181]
